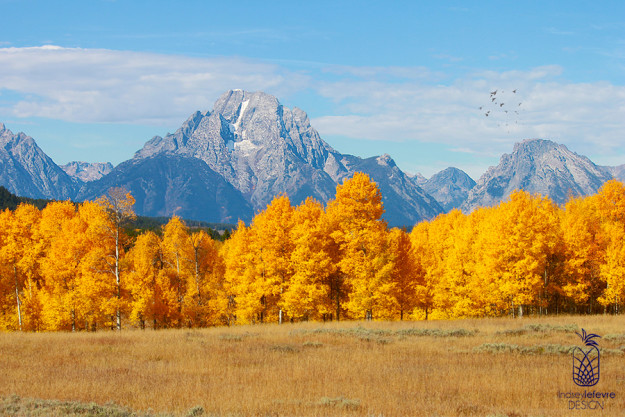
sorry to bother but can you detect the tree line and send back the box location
[1,173,624,331]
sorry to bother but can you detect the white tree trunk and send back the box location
[14,266,22,331]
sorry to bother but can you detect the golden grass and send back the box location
[1,316,625,416]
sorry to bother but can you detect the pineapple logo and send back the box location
[572,329,600,387]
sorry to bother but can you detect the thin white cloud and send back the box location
[0,46,310,125]
[311,64,625,163]
[1,46,623,174]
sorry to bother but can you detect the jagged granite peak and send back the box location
[104,90,443,226]
[461,138,612,212]
[408,172,428,187]
[134,90,344,210]
[0,123,77,200]
[423,167,476,212]
[61,161,114,182]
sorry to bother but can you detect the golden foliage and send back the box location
[2,178,625,331]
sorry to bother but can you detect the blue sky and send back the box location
[1,0,624,179]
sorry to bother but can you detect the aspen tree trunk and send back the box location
[335,287,340,321]
[14,266,22,331]
[194,249,201,306]
[279,286,284,324]
[115,225,121,331]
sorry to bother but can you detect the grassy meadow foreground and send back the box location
[1,316,625,417]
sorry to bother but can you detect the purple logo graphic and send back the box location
[572,329,600,387]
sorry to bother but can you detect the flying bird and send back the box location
[512,89,517,94]
[500,103,504,107]
[490,90,497,96]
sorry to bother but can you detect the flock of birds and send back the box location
[479,89,523,132]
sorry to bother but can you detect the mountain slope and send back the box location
[131,90,442,227]
[344,154,443,223]
[423,167,476,212]
[461,139,612,211]
[134,91,339,208]
[78,154,253,223]
[0,123,77,200]
[602,164,625,182]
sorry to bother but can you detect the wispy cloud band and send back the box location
[1,46,623,167]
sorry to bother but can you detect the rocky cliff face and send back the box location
[6,93,620,226]
[0,123,77,200]
[130,90,442,226]
[422,167,476,212]
[61,161,114,182]
[461,139,612,212]
[134,90,339,209]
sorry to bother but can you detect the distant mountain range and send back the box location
[1,91,624,226]
[61,161,113,182]
[460,139,618,212]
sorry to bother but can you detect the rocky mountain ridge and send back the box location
[461,138,613,212]
[421,167,476,212]
[62,161,114,182]
[128,90,442,226]
[0,123,77,200]
[1,92,624,225]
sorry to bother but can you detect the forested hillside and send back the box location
[0,186,52,210]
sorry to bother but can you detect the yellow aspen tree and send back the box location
[317,206,349,321]
[283,197,335,321]
[598,222,625,312]
[409,220,437,320]
[596,179,625,223]
[434,210,480,318]
[246,195,295,324]
[183,230,226,327]
[38,201,87,331]
[595,180,625,312]
[94,187,136,330]
[410,211,463,320]
[493,190,560,317]
[223,220,264,324]
[327,173,393,321]
[160,216,193,327]
[0,204,43,330]
[126,230,162,329]
[386,227,416,320]
[465,207,507,316]
[561,196,604,313]
[78,200,130,330]
[0,209,19,330]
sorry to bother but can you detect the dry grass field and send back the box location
[1,316,625,417]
